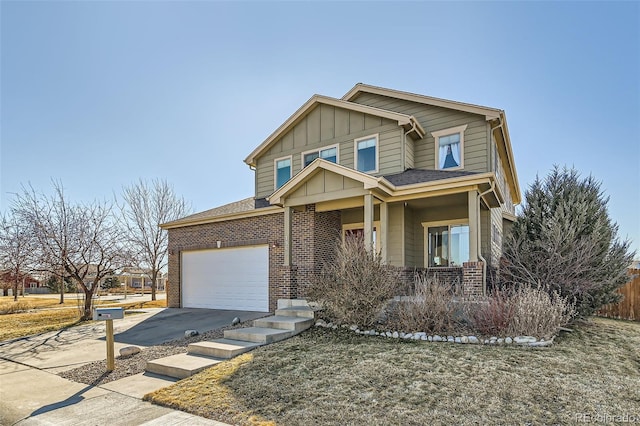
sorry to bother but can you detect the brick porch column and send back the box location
[463,261,484,297]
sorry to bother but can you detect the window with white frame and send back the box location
[432,124,467,170]
[275,157,292,189]
[424,222,469,267]
[302,145,338,168]
[355,135,378,173]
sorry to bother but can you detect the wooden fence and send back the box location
[598,269,640,321]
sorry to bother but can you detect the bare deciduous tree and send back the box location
[13,182,130,320]
[0,212,35,301]
[121,179,190,301]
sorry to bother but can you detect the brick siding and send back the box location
[167,205,341,312]
[462,261,484,296]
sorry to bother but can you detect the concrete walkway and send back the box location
[0,307,259,425]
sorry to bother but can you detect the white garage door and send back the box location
[181,245,269,312]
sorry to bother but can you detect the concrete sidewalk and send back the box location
[0,307,248,425]
[0,360,224,425]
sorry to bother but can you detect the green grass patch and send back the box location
[145,317,640,425]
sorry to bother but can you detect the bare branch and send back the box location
[120,179,191,300]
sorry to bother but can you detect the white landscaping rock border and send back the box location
[314,319,555,347]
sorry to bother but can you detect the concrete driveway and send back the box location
[114,308,267,346]
[0,307,265,425]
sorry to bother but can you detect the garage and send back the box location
[181,245,269,312]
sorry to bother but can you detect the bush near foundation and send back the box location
[306,235,402,327]
[467,285,575,339]
[388,274,466,334]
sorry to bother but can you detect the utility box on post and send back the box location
[93,308,124,321]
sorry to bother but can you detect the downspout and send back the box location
[477,181,495,296]
[485,119,505,296]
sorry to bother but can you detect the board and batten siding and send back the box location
[404,207,416,267]
[351,93,491,173]
[254,104,405,199]
[387,203,404,267]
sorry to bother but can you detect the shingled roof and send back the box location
[383,169,479,187]
[166,197,255,223]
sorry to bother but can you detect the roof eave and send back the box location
[160,206,282,229]
[343,83,502,120]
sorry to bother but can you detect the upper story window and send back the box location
[432,124,467,171]
[275,156,291,189]
[355,134,378,173]
[302,145,338,168]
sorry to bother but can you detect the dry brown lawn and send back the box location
[0,297,166,341]
[145,317,640,426]
[0,308,81,341]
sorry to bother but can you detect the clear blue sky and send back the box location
[1,1,638,255]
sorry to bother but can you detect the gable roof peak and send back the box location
[244,93,424,167]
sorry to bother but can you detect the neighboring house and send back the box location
[117,267,167,290]
[161,84,521,312]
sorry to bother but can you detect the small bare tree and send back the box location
[121,179,190,301]
[13,182,131,320]
[0,212,35,301]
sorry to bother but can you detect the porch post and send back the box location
[284,206,292,266]
[364,193,374,252]
[379,200,388,262]
[468,190,478,262]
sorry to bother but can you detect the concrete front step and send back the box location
[277,299,311,309]
[274,306,315,319]
[188,339,261,359]
[146,353,223,379]
[253,315,314,331]
[224,327,296,344]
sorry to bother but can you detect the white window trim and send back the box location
[354,133,379,174]
[421,220,470,268]
[274,155,292,190]
[300,144,340,168]
[342,221,381,254]
[431,124,467,171]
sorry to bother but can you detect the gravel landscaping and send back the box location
[59,322,247,386]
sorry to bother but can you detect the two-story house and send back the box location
[161,84,520,312]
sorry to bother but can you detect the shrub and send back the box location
[467,285,574,339]
[388,274,466,334]
[306,235,402,327]
[466,287,515,336]
[505,286,575,339]
[502,166,634,318]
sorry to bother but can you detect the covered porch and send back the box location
[268,160,504,296]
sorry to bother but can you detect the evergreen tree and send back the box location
[502,166,634,318]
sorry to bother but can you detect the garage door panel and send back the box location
[181,245,269,312]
